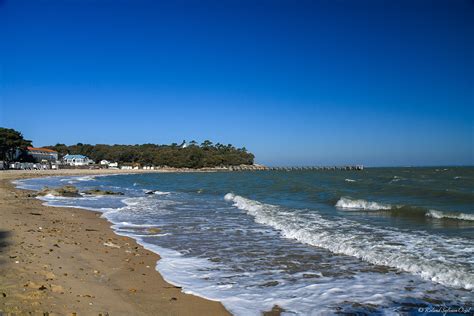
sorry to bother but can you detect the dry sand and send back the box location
[0,169,230,315]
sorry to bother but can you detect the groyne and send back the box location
[229,165,364,171]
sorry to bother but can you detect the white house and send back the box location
[99,160,119,168]
[62,154,92,166]
[179,140,188,148]
[27,147,59,163]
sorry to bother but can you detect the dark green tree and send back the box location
[45,140,255,168]
[201,140,213,148]
[0,127,32,164]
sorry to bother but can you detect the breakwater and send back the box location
[229,165,364,171]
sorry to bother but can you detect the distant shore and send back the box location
[0,167,230,177]
[0,170,230,315]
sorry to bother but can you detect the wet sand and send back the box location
[0,170,230,315]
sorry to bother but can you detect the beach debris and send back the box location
[103,242,121,249]
[37,186,82,197]
[170,297,177,301]
[38,285,47,291]
[2,293,6,297]
[82,189,124,196]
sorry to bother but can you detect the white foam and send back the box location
[114,221,160,228]
[60,175,97,182]
[11,178,44,190]
[345,178,356,182]
[154,191,170,195]
[426,210,474,221]
[335,197,392,211]
[390,176,404,183]
[36,197,114,213]
[128,234,443,316]
[225,193,474,290]
[142,189,171,195]
[13,178,473,314]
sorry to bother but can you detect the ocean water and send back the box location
[14,168,474,315]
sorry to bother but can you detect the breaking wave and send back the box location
[224,193,474,290]
[142,189,171,195]
[335,198,474,222]
[427,210,474,221]
[335,197,392,211]
[60,175,97,183]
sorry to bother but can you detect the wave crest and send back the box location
[225,193,474,290]
[335,197,392,211]
[427,210,474,221]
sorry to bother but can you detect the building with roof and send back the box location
[99,159,119,169]
[179,140,188,148]
[62,154,92,166]
[27,147,58,163]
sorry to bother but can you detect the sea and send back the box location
[14,167,474,315]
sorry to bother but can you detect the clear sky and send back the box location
[1,0,473,166]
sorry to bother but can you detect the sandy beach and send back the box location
[0,169,230,315]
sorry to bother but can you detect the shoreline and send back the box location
[0,170,231,315]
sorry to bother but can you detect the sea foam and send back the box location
[12,175,474,314]
[426,209,474,221]
[335,197,392,211]
[225,193,474,290]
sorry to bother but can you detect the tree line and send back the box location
[1,127,255,168]
[45,141,254,168]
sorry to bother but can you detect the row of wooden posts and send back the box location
[229,165,364,171]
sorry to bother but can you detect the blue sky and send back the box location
[1,0,473,166]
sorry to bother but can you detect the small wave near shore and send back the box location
[12,172,474,314]
[335,197,474,222]
[225,193,474,290]
[426,209,474,221]
[335,197,392,210]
